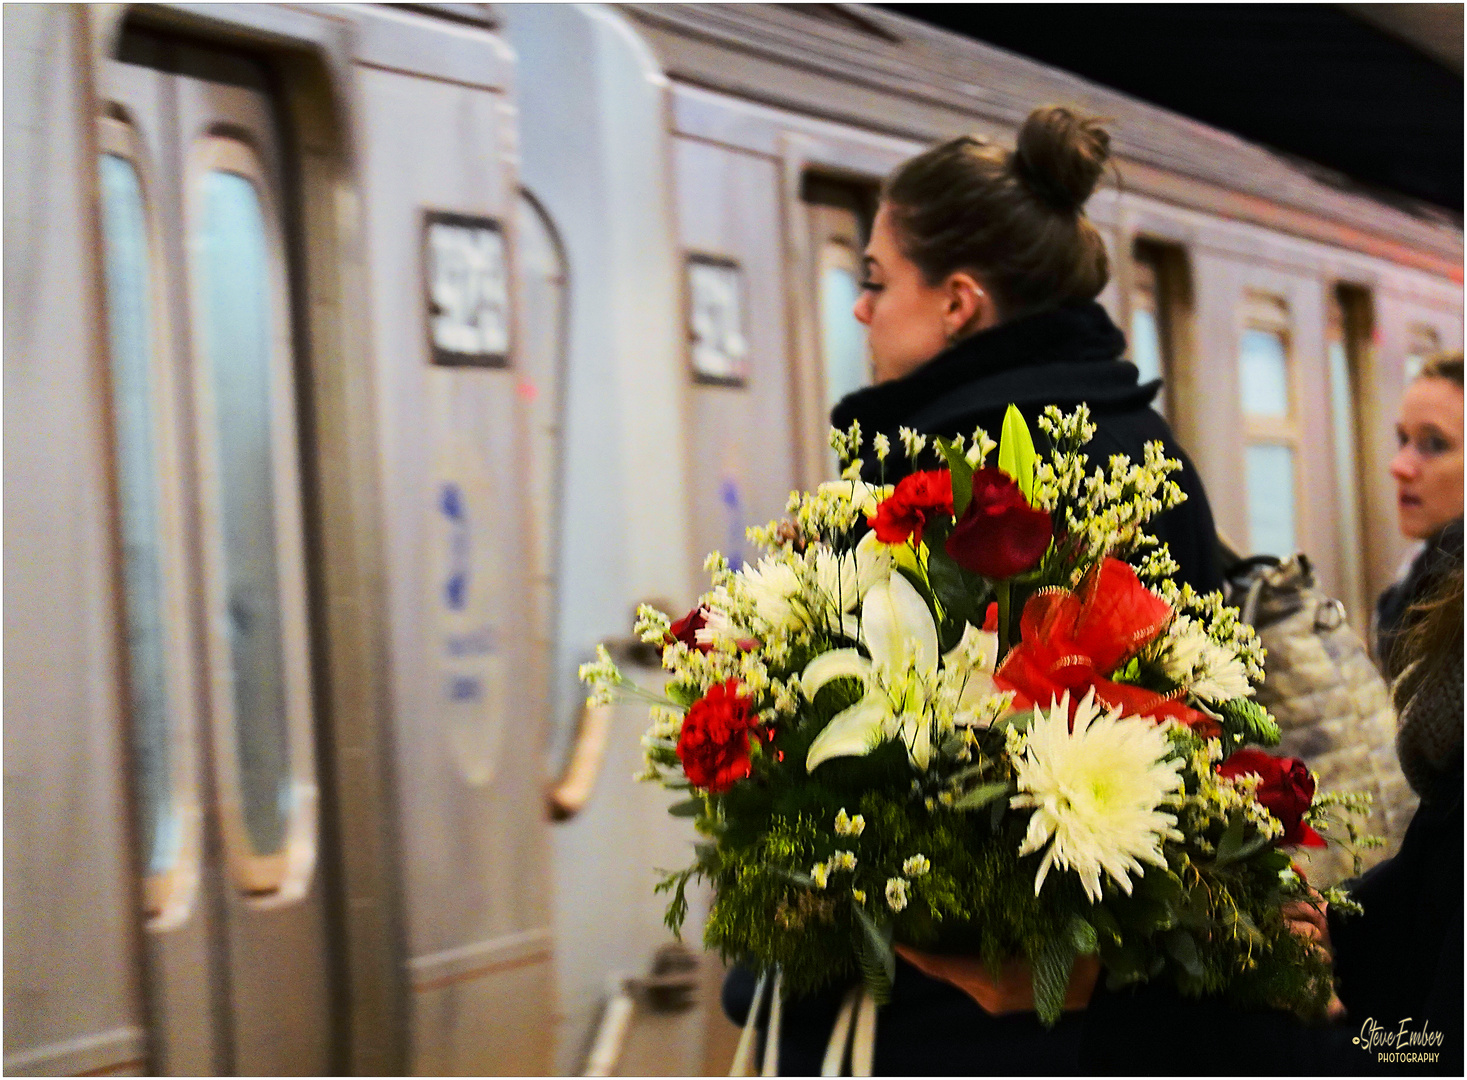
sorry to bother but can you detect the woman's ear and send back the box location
[944,271,1000,340]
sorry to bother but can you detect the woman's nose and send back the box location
[1390,446,1417,482]
[853,291,872,326]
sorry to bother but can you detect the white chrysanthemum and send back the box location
[1011,689,1185,903]
[1158,616,1254,703]
[885,878,910,912]
[902,854,930,876]
[740,556,803,630]
[1190,639,1254,702]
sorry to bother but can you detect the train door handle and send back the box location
[547,698,613,821]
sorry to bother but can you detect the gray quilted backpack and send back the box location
[1224,553,1417,886]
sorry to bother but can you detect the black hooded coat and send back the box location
[830,300,1222,594]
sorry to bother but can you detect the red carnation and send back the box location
[944,468,1053,579]
[667,606,712,654]
[677,679,760,792]
[1216,749,1326,848]
[869,469,955,544]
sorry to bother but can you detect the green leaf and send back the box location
[1220,698,1280,748]
[952,781,1012,812]
[925,546,977,629]
[853,903,895,1005]
[667,798,702,818]
[1089,904,1123,947]
[1068,913,1099,956]
[935,437,975,518]
[997,405,1037,505]
[1133,867,1183,906]
[1214,813,1246,864]
[1162,928,1204,979]
[1031,930,1077,1027]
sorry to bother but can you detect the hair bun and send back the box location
[1013,106,1110,214]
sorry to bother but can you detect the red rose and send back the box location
[677,679,760,792]
[869,469,954,544]
[1216,749,1326,848]
[667,606,712,653]
[944,468,1053,579]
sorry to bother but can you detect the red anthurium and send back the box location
[1216,749,1327,848]
[869,469,954,544]
[945,468,1053,579]
[993,558,1218,735]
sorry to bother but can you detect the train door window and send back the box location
[97,115,195,918]
[1128,246,1166,415]
[819,240,867,416]
[188,133,317,897]
[1127,241,1195,422]
[1239,294,1300,556]
[803,176,874,478]
[1405,323,1441,379]
[1326,285,1373,626]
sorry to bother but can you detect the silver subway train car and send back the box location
[5,3,1461,1075]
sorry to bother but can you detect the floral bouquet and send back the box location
[582,405,1372,1025]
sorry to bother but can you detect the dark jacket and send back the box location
[1374,518,1464,677]
[830,301,1221,595]
[724,960,1372,1075]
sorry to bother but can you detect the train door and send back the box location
[97,44,332,1075]
[674,138,798,576]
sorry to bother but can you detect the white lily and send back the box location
[942,623,1004,727]
[802,571,942,771]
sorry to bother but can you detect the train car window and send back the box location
[1239,294,1299,557]
[1239,328,1290,418]
[189,135,317,898]
[1405,323,1441,379]
[99,149,178,880]
[1245,443,1298,558]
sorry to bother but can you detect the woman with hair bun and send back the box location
[833,105,1221,592]
[724,108,1300,1074]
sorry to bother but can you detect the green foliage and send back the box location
[1219,697,1281,752]
[998,405,1038,504]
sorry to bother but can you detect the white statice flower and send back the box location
[811,862,830,889]
[885,878,910,912]
[834,809,866,837]
[1011,689,1186,903]
[897,426,928,461]
[832,850,858,872]
[965,426,997,469]
[873,432,891,462]
[902,855,931,877]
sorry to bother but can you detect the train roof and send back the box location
[619,3,1464,279]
